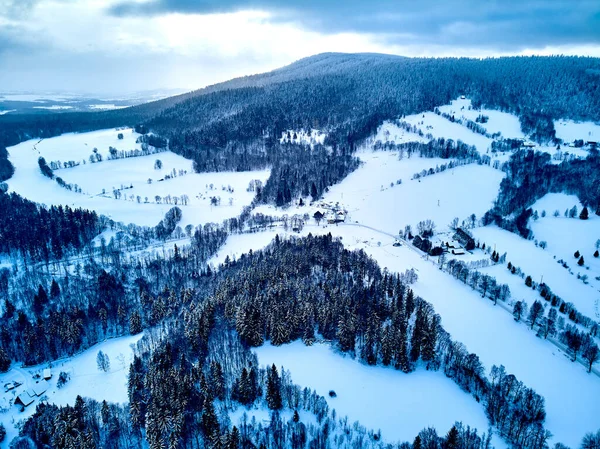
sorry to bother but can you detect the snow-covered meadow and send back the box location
[438,98,525,139]
[5,129,270,228]
[554,119,600,143]
[253,150,503,235]
[401,111,493,153]
[472,225,599,319]
[254,341,490,444]
[0,334,142,448]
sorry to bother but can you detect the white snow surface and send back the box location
[368,121,429,146]
[253,151,503,234]
[0,334,142,448]
[402,111,493,153]
[88,104,129,110]
[32,105,74,110]
[472,225,599,319]
[254,341,490,443]
[6,129,270,228]
[0,110,16,115]
[529,194,600,301]
[554,119,600,143]
[438,98,525,139]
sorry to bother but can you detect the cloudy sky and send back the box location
[0,0,599,94]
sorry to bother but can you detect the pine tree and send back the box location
[129,311,142,334]
[266,364,283,410]
[50,279,61,298]
[413,435,422,449]
[578,256,585,266]
[580,206,589,220]
[528,301,544,329]
[443,426,459,449]
[409,304,424,362]
[210,361,225,400]
[227,426,240,449]
[201,400,219,439]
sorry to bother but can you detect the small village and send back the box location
[2,368,52,412]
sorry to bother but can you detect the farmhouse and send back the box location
[327,211,346,224]
[32,382,48,397]
[43,368,52,380]
[453,228,475,251]
[15,393,34,408]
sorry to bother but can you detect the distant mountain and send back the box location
[2,53,600,152]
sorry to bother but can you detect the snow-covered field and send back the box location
[254,150,503,234]
[402,111,493,153]
[554,119,600,143]
[528,193,600,300]
[6,129,270,228]
[324,154,502,234]
[438,98,525,139]
[472,225,599,319]
[254,341,490,444]
[367,121,429,146]
[0,334,142,448]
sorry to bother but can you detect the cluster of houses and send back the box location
[434,228,475,256]
[312,201,347,225]
[5,368,52,411]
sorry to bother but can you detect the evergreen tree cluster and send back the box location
[0,191,100,260]
[10,234,556,449]
[484,150,600,237]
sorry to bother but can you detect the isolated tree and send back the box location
[580,207,589,220]
[569,205,578,218]
[266,364,283,410]
[578,256,585,266]
[528,301,544,329]
[117,133,124,140]
[575,250,581,258]
[96,350,110,372]
[154,159,163,170]
[594,250,599,258]
[513,301,526,322]
[525,275,533,287]
[582,338,600,373]
[564,329,583,362]
[543,308,557,339]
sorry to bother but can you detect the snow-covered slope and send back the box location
[438,98,525,139]
[6,129,269,228]
[0,334,142,448]
[255,341,490,444]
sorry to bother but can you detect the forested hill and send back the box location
[1,53,600,152]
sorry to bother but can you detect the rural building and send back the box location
[15,393,34,408]
[43,368,52,380]
[453,228,475,250]
[32,382,48,397]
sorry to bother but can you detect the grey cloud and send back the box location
[108,0,600,52]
